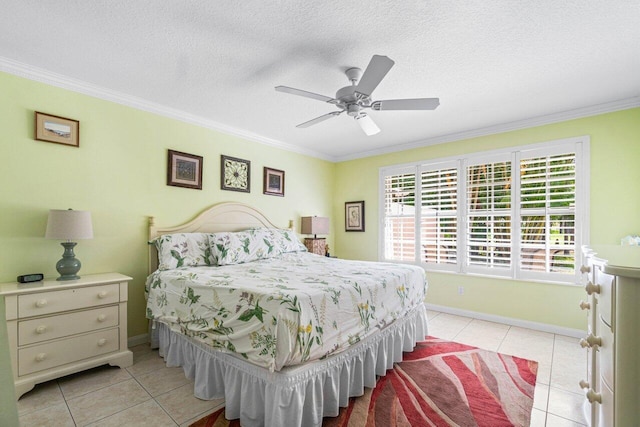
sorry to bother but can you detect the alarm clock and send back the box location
[17,273,44,283]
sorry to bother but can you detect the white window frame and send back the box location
[378,136,590,285]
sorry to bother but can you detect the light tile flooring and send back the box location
[16,310,588,426]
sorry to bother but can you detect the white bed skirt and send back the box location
[153,303,428,427]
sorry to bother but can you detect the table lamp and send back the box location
[301,216,329,255]
[45,209,93,281]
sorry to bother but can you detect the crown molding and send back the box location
[3,56,637,164]
[0,56,334,161]
[336,96,640,162]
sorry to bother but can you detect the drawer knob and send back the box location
[580,333,602,349]
[35,353,47,362]
[579,301,591,310]
[35,325,47,334]
[97,314,107,322]
[97,338,107,347]
[35,299,48,308]
[585,389,602,404]
[97,291,108,299]
[584,281,600,295]
[580,265,591,274]
[579,380,590,389]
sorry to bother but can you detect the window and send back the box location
[420,164,458,266]
[379,137,588,284]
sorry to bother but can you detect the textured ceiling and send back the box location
[1,1,639,161]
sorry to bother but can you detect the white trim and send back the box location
[1,56,637,164]
[426,303,585,338]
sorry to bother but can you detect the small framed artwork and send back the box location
[345,201,365,232]
[167,149,203,190]
[221,155,250,192]
[34,111,79,147]
[263,167,285,197]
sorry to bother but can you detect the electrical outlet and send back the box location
[458,286,464,295]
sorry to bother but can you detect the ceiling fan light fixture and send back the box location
[355,113,380,136]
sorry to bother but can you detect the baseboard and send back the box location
[425,303,585,338]
[128,333,149,348]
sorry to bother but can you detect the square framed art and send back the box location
[263,167,285,196]
[35,111,79,147]
[221,155,250,192]
[167,149,203,190]
[345,201,365,232]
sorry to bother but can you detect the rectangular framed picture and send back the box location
[35,111,79,147]
[221,155,250,192]
[345,201,365,232]
[263,167,285,196]
[167,149,203,190]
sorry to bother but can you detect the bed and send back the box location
[145,202,428,426]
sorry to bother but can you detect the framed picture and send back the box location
[345,201,365,232]
[221,155,250,192]
[263,167,285,196]
[34,111,79,147]
[167,149,203,190]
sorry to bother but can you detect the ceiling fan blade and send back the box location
[355,55,395,97]
[275,86,335,103]
[373,98,440,111]
[355,114,380,136]
[296,111,342,128]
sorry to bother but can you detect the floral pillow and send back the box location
[209,229,282,266]
[151,233,214,270]
[266,228,307,253]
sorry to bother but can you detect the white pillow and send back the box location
[151,233,214,270]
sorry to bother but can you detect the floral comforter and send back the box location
[145,252,427,371]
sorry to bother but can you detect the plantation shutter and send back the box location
[383,169,417,261]
[379,137,586,284]
[519,152,576,275]
[466,159,512,272]
[420,165,458,267]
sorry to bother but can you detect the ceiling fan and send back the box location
[275,55,439,136]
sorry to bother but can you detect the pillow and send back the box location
[266,228,307,253]
[151,233,214,270]
[209,229,281,266]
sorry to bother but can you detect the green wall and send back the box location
[334,107,640,330]
[0,71,334,412]
[1,68,639,419]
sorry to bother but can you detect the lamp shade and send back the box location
[45,209,94,240]
[301,216,329,236]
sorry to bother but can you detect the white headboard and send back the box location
[148,202,289,273]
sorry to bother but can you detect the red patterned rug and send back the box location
[190,336,538,427]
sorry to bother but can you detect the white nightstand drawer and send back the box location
[18,328,119,376]
[18,305,119,346]
[18,284,119,317]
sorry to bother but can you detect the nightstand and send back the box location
[304,238,326,256]
[0,273,133,399]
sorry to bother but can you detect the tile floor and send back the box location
[16,309,588,426]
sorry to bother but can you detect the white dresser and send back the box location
[579,245,640,426]
[0,273,133,399]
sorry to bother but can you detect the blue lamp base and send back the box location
[56,242,82,281]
